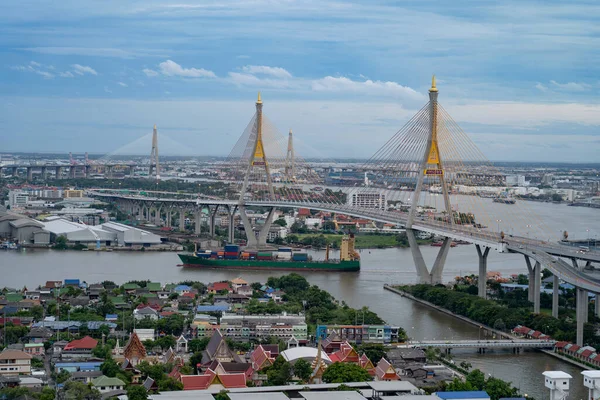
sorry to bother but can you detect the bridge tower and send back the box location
[238,92,276,249]
[285,129,295,181]
[148,125,160,180]
[406,76,454,285]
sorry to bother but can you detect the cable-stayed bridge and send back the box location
[87,79,599,346]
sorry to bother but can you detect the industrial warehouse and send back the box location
[0,211,164,249]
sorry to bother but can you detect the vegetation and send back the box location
[322,362,373,383]
[446,369,521,400]
[398,284,599,344]
[244,274,397,334]
[288,232,431,249]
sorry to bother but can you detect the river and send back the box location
[2,202,599,399]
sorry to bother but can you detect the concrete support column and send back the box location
[596,294,600,319]
[40,166,47,180]
[227,205,237,244]
[209,206,219,237]
[26,167,33,181]
[584,291,589,323]
[69,166,76,179]
[256,207,275,249]
[406,229,430,283]
[577,288,585,346]
[476,245,490,299]
[56,167,62,179]
[12,167,18,177]
[154,206,162,226]
[85,166,91,178]
[166,210,172,228]
[194,210,202,235]
[179,211,186,233]
[525,256,534,302]
[106,166,113,179]
[238,205,258,249]
[533,261,541,314]
[552,275,559,318]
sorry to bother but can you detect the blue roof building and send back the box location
[55,361,102,372]
[196,304,231,312]
[436,391,490,400]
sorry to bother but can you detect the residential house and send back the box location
[71,370,103,384]
[134,306,159,321]
[208,282,233,294]
[0,349,32,376]
[91,375,126,393]
[62,336,98,359]
[23,343,44,357]
[25,327,53,344]
[231,277,249,293]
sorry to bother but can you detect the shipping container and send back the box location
[224,251,238,256]
[292,253,308,261]
[224,244,240,251]
[224,255,238,260]
[257,252,272,257]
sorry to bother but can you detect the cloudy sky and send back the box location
[1,0,599,161]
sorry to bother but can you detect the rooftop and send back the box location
[436,392,490,400]
[300,392,365,400]
[543,371,573,379]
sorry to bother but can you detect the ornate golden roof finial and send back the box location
[429,75,438,92]
[153,124,157,129]
[257,92,262,103]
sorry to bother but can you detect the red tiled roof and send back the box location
[555,341,569,349]
[375,358,399,381]
[581,349,594,358]
[136,303,160,310]
[209,282,231,292]
[512,326,531,334]
[64,336,98,351]
[181,371,216,390]
[569,345,581,352]
[298,208,310,216]
[531,331,543,338]
[218,373,247,388]
[182,292,196,298]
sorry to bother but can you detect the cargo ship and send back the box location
[178,235,360,272]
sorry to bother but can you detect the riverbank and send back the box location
[541,349,593,370]
[294,233,433,249]
[383,285,515,340]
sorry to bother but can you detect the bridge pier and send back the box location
[525,256,535,302]
[85,165,91,179]
[553,275,559,318]
[406,229,450,284]
[577,288,586,346]
[40,166,47,180]
[26,167,33,181]
[69,166,76,179]
[209,205,219,238]
[226,205,238,244]
[256,207,275,248]
[239,205,258,248]
[179,210,186,232]
[55,166,62,179]
[166,210,172,228]
[154,205,162,226]
[533,260,541,314]
[476,245,490,299]
[194,209,202,235]
[596,294,600,319]
[11,167,18,177]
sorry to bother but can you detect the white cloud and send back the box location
[241,65,292,79]
[29,61,41,67]
[35,70,54,79]
[11,62,55,79]
[143,68,159,77]
[72,64,98,76]
[104,86,112,93]
[117,82,128,87]
[535,83,548,92]
[550,80,591,92]
[311,76,422,99]
[158,60,216,78]
[227,72,296,89]
[59,71,74,78]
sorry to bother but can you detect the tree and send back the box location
[56,369,71,384]
[155,335,176,350]
[214,390,231,400]
[101,358,120,378]
[265,356,292,385]
[30,305,44,321]
[63,381,101,400]
[293,358,312,382]
[189,337,211,353]
[485,377,519,400]
[322,362,372,383]
[322,221,336,231]
[127,385,149,400]
[31,357,45,369]
[158,376,183,391]
[92,344,112,359]
[466,369,486,390]
[274,218,287,227]
[53,235,68,250]
[459,361,472,371]
[357,343,386,364]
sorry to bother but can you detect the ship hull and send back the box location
[177,254,360,272]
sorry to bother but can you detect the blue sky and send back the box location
[1,0,599,161]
